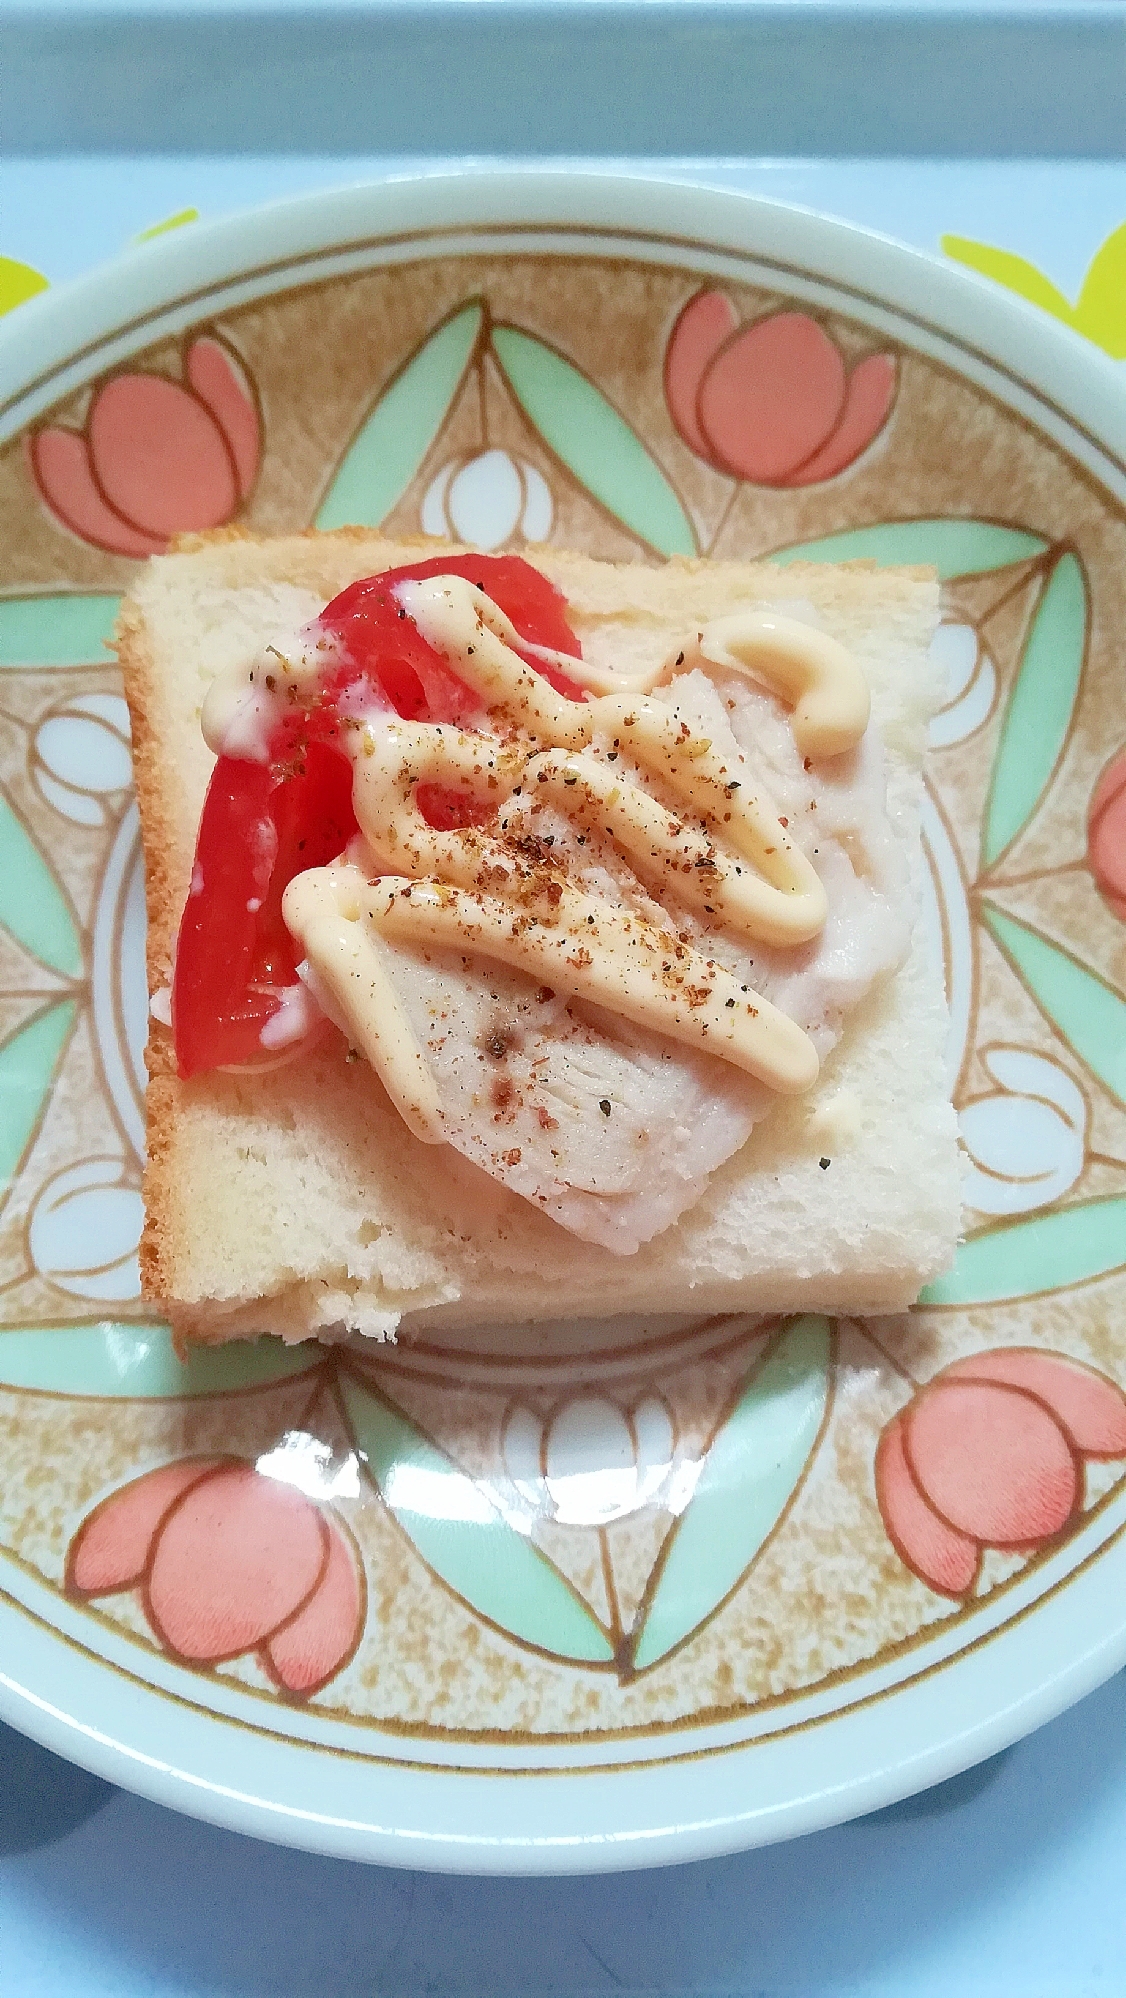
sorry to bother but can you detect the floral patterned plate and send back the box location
[1,173,1125,1873]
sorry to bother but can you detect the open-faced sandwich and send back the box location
[116,533,961,1343]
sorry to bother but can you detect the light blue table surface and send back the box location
[1,1677,1125,1996]
[5,6,1125,156]
[3,153,1126,1995]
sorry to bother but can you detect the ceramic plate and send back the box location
[1,174,1125,1874]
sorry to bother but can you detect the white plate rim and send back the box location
[1,167,1125,1873]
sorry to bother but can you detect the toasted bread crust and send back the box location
[115,596,181,1310]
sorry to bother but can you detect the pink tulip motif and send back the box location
[1088,747,1126,920]
[876,1348,1126,1600]
[66,1456,364,1697]
[28,334,261,558]
[664,291,897,487]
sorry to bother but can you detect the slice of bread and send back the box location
[117,530,960,1344]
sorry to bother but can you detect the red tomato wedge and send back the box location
[313,552,587,719]
[173,556,584,1078]
[172,741,359,1076]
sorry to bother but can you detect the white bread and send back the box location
[117,530,960,1343]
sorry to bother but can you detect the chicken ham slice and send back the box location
[371,944,765,1253]
[311,656,910,1255]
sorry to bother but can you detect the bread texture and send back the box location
[117,530,960,1343]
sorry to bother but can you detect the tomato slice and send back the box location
[173,743,357,1076]
[318,553,588,714]
[173,556,584,1079]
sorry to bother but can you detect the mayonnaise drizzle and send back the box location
[283,866,445,1142]
[285,858,818,1133]
[201,629,341,764]
[385,578,833,934]
[682,611,870,760]
[203,572,873,1133]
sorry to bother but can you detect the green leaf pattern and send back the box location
[632,1318,831,1670]
[0,594,120,669]
[982,904,1126,1107]
[315,303,483,530]
[0,1001,75,1197]
[981,552,1088,867]
[0,1323,320,1396]
[921,1198,1126,1307]
[491,325,697,557]
[772,519,1047,579]
[340,1372,615,1663]
[337,1327,832,1672]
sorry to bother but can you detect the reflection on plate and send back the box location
[0,175,1125,1872]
